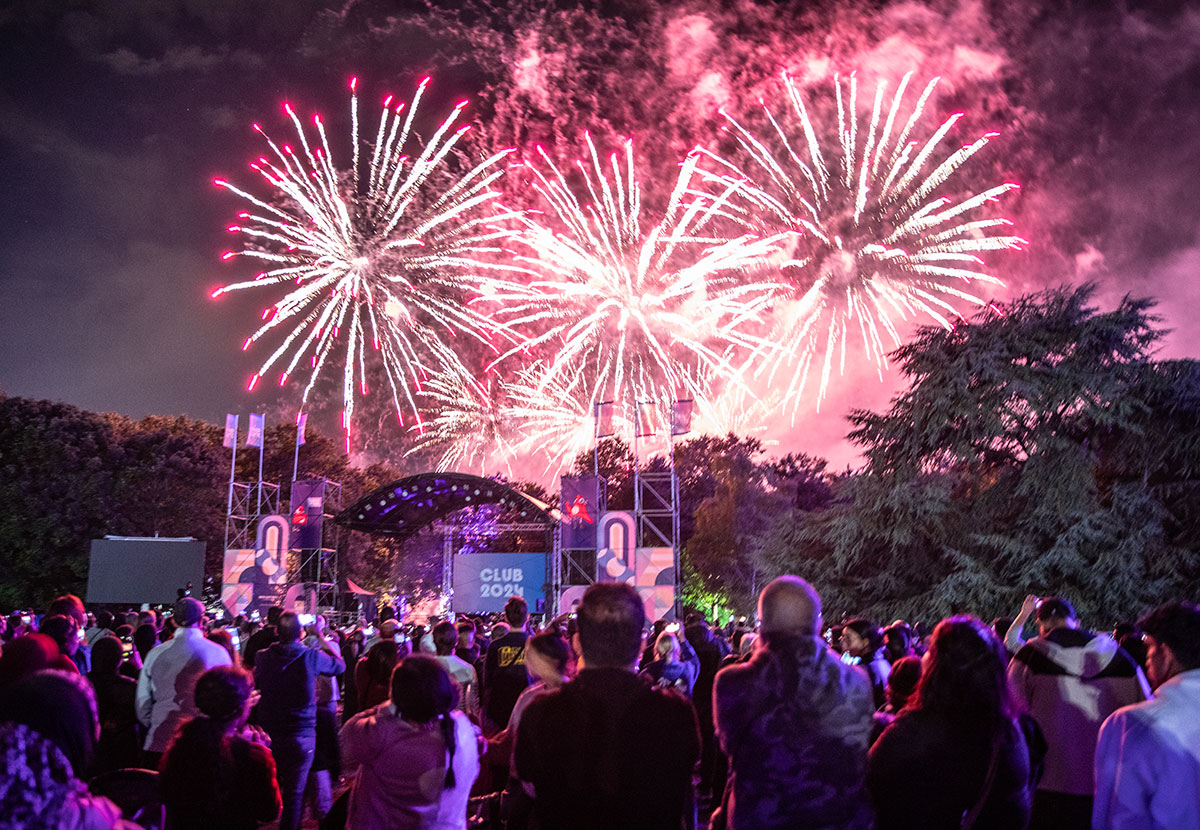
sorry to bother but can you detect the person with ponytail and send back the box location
[340,653,481,830]
[159,665,281,830]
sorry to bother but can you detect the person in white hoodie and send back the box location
[1092,601,1200,830]
[1007,597,1149,830]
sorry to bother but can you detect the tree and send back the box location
[763,285,1200,624]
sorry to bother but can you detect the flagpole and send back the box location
[669,404,680,622]
[293,417,301,484]
[224,416,238,555]
[256,414,264,516]
[593,402,600,478]
[226,423,238,518]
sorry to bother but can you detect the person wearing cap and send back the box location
[1007,596,1149,830]
[135,597,232,767]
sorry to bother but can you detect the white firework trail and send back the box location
[698,71,1025,412]
[212,77,521,449]
[477,134,790,415]
[406,372,517,476]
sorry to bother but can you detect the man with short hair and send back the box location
[1093,601,1200,830]
[135,597,231,766]
[254,611,345,830]
[1008,597,1149,830]
[483,596,531,732]
[514,583,700,828]
[713,575,874,829]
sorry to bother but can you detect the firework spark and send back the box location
[699,71,1024,410]
[211,77,519,448]
[406,372,517,475]
[479,135,789,415]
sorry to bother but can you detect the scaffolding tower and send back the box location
[224,481,281,552]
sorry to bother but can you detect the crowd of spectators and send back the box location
[0,583,1196,830]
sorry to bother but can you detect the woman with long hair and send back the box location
[341,654,480,830]
[159,665,281,830]
[868,616,1044,829]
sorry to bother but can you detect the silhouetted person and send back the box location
[253,611,344,830]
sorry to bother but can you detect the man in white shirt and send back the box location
[135,598,231,764]
[1093,601,1200,830]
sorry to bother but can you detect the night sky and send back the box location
[2,0,1199,472]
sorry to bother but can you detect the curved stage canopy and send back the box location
[336,472,557,538]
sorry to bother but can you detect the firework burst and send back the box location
[211,78,519,448]
[699,71,1025,411]
[406,372,517,475]
[479,135,789,415]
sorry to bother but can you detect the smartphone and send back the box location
[230,629,242,652]
[665,622,681,633]
[299,613,316,626]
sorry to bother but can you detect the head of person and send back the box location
[840,618,883,659]
[276,612,302,644]
[89,636,124,678]
[885,655,922,711]
[433,621,459,657]
[883,622,915,661]
[456,620,476,649]
[39,615,79,657]
[914,616,1015,727]
[504,596,529,630]
[379,620,398,640]
[207,628,237,664]
[524,632,570,685]
[0,669,99,777]
[94,610,114,631]
[1035,597,1078,636]
[364,640,402,682]
[390,654,460,788]
[194,665,255,730]
[738,631,759,656]
[490,622,510,641]
[655,631,682,662]
[173,597,204,629]
[576,583,644,669]
[991,617,1014,643]
[0,633,60,692]
[1138,601,1200,689]
[133,623,159,659]
[47,595,86,629]
[758,575,822,641]
[137,610,158,630]
[265,605,283,627]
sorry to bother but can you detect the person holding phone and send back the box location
[253,611,345,830]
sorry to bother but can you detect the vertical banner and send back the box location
[560,475,600,550]
[595,401,615,438]
[296,412,307,446]
[223,414,239,448]
[636,401,658,437]
[670,399,694,436]
[289,478,325,550]
[247,413,265,448]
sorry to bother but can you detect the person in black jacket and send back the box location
[869,616,1046,830]
[513,583,700,830]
